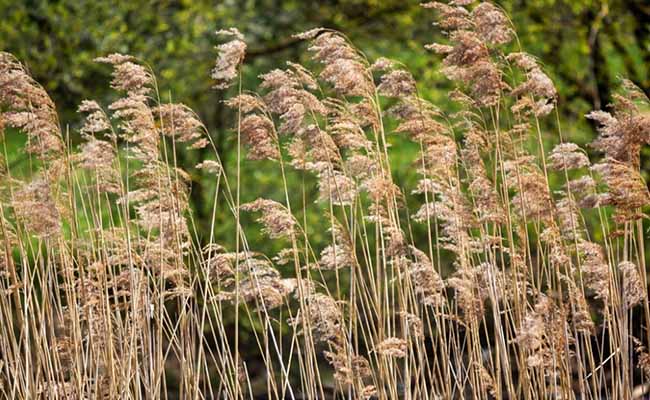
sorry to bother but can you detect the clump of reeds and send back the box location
[1,1,650,399]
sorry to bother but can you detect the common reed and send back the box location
[1,1,649,399]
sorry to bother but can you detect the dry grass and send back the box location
[1,2,650,399]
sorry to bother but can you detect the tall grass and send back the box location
[1,2,649,399]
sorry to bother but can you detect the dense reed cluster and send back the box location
[1,1,649,399]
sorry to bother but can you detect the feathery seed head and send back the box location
[212,28,246,89]
[241,198,296,240]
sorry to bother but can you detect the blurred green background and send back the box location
[2,0,650,253]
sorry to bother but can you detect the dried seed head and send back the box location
[548,143,590,170]
[287,61,319,90]
[577,240,611,304]
[447,266,488,324]
[361,174,402,205]
[316,167,357,206]
[561,276,594,334]
[108,94,160,162]
[77,137,115,170]
[512,66,557,100]
[203,250,251,282]
[330,116,372,151]
[471,3,513,45]
[556,197,584,241]
[507,52,539,71]
[421,2,472,31]
[155,103,207,148]
[417,135,458,180]
[297,124,341,166]
[376,337,408,358]
[566,175,596,195]
[212,28,246,89]
[541,225,572,269]
[76,137,121,194]
[259,67,327,134]
[361,385,378,399]
[78,100,113,138]
[371,57,396,72]
[504,157,553,220]
[516,295,570,369]
[320,58,374,97]
[586,81,650,168]
[13,178,61,238]
[196,160,222,175]
[318,223,355,270]
[295,293,344,343]
[0,52,64,161]
[209,251,294,310]
[619,261,645,309]
[442,30,489,67]
[377,69,417,98]
[393,108,447,141]
[241,198,296,239]
[324,343,371,387]
[508,53,557,117]
[399,311,425,338]
[477,365,498,398]
[239,114,279,161]
[293,27,326,41]
[412,186,476,257]
[237,273,296,310]
[273,248,297,266]
[224,93,266,114]
[462,129,504,223]
[305,32,374,97]
[259,68,297,90]
[590,158,650,223]
[345,157,377,186]
[95,53,153,95]
[405,246,445,307]
[307,31,358,64]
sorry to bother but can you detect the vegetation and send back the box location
[1,1,650,399]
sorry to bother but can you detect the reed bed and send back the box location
[1,2,649,399]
